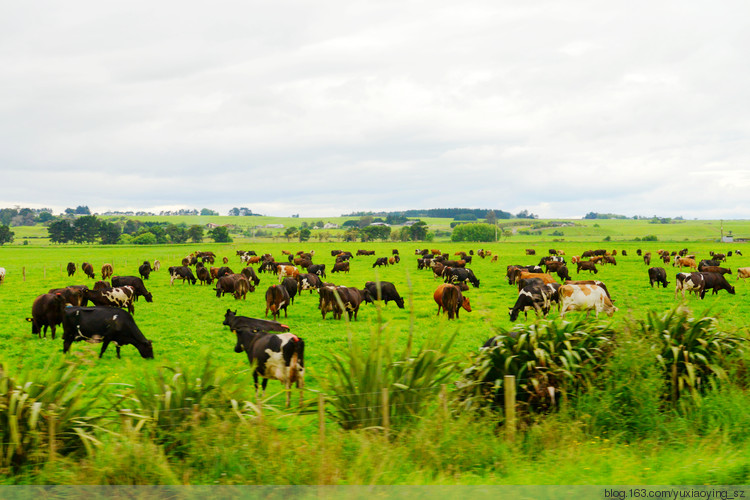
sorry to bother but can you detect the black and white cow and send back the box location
[509,284,554,321]
[296,273,323,294]
[111,276,153,302]
[444,267,480,288]
[307,264,326,279]
[168,266,197,285]
[83,286,137,314]
[363,281,405,309]
[62,306,154,359]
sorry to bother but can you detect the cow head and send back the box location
[223,309,237,327]
[137,340,155,359]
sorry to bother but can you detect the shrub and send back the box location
[455,318,616,416]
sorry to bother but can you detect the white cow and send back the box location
[674,272,703,299]
[559,284,618,319]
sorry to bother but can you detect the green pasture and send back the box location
[2,225,750,485]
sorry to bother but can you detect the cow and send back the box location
[296,273,323,294]
[513,270,557,286]
[83,286,137,314]
[648,267,669,288]
[331,261,350,274]
[153,260,161,272]
[700,266,732,276]
[48,285,89,307]
[554,266,572,282]
[216,266,235,279]
[576,261,598,275]
[197,266,213,285]
[643,253,651,265]
[216,274,253,300]
[698,259,722,271]
[307,264,326,279]
[699,272,735,298]
[559,284,618,319]
[277,265,300,283]
[388,256,401,265]
[525,249,536,255]
[223,309,290,334]
[738,267,750,280]
[372,257,389,268]
[169,266,197,285]
[111,276,153,302]
[265,285,290,320]
[564,280,614,302]
[363,281,405,309]
[601,255,617,266]
[509,284,554,321]
[82,262,95,279]
[232,325,304,408]
[66,262,76,277]
[138,261,152,280]
[318,286,343,320]
[93,281,111,292]
[506,265,543,285]
[544,261,566,274]
[433,283,470,319]
[710,252,727,262]
[674,272,704,299]
[444,267,480,288]
[674,257,697,271]
[61,306,154,359]
[280,277,298,305]
[100,264,113,280]
[27,293,66,338]
[333,287,371,321]
[258,260,278,274]
[357,249,375,256]
[240,266,261,286]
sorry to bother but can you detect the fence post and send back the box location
[318,394,325,446]
[504,375,516,442]
[382,388,390,439]
[23,267,26,282]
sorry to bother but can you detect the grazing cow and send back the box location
[265,284,290,320]
[674,272,704,299]
[318,286,343,320]
[168,266,197,285]
[559,284,618,319]
[517,277,546,292]
[66,262,76,277]
[357,249,375,256]
[232,325,304,408]
[674,257,697,271]
[111,276,153,302]
[576,261,598,275]
[710,252,727,262]
[364,281,405,308]
[277,265,300,283]
[48,285,89,307]
[700,266,732,276]
[525,249,536,255]
[258,260,278,274]
[509,284,554,321]
[513,270,557,286]
[333,287,371,321]
[698,259,722,271]
[433,283,470,319]
[699,272,735,298]
[601,255,617,266]
[737,267,750,280]
[636,249,643,256]
[93,281,111,292]
[240,266,261,286]
[27,293,66,338]
[564,280,614,302]
[331,261,350,274]
[544,261,566,273]
[100,264,114,281]
[216,274,253,300]
[643,253,651,265]
[82,262,95,279]
[280,277,298,305]
[197,266,213,285]
[648,267,670,288]
[296,273,323,294]
[138,261,152,280]
[372,257,389,268]
[216,266,234,279]
[61,307,154,359]
[307,264,326,279]
[84,286,137,314]
[444,267,480,288]
[388,256,401,265]
[153,260,161,272]
[555,266,572,282]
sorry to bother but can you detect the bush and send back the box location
[132,232,157,245]
[451,223,496,242]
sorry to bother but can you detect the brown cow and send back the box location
[576,261,598,274]
[433,283,471,319]
[82,262,95,279]
[737,267,750,280]
[265,285,290,320]
[513,270,557,285]
[331,261,350,273]
[674,257,697,271]
[101,263,114,280]
[27,293,66,338]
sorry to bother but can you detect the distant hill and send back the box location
[342,208,512,219]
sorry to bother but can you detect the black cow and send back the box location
[27,293,66,338]
[334,286,371,321]
[240,266,261,286]
[555,266,572,282]
[372,257,389,268]
[648,267,669,288]
[363,281,405,308]
[444,267,480,288]
[111,276,153,302]
[216,266,234,279]
[699,272,736,299]
[698,259,722,271]
[61,306,153,359]
[265,284,290,320]
[223,309,290,333]
[197,266,213,285]
[66,262,76,277]
[307,264,326,279]
[138,261,152,280]
[280,277,298,305]
[169,266,197,285]
[509,285,553,321]
[82,262,95,279]
[232,326,304,408]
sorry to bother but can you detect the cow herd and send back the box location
[11,243,749,407]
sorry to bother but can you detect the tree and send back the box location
[48,220,74,243]
[451,223,497,242]
[75,205,91,215]
[123,219,143,235]
[132,232,157,245]
[99,221,122,245]
[166,224,188,244]
[360,225,391,241]
[357,216,374,228]
[410,221,429,241]
[0,225,14,245]
[299,227,311,242]
[73,216,100,243]
[284,227,298,241]
[0,209,17,226]
[201,208,218,216]
[208,226,232,243]
[188,225,204,243]
[36,211,54,223]
[485,210,497,225]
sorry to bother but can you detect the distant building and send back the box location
[265,224,284,229]
[323,222,339,229]
[369,222,390,227]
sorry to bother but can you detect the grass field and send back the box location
[1,218,750,484]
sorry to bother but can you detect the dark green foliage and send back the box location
[360,225,391,241]
[298,227,311,242]
[451,223,496,242]
[188,225,204,243]
[99,221,122,245]
[165,224,188,244]
[73,215,100,243]
[47,220,74,243]
[0,225,14,245]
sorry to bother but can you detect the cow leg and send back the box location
[116,345,122,359]
[63,339,73,353]
[50,324,56,340]
[99,340,111,358]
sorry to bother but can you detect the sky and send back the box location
[2,1,749,219]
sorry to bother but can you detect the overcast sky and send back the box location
[2,1,749,219]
